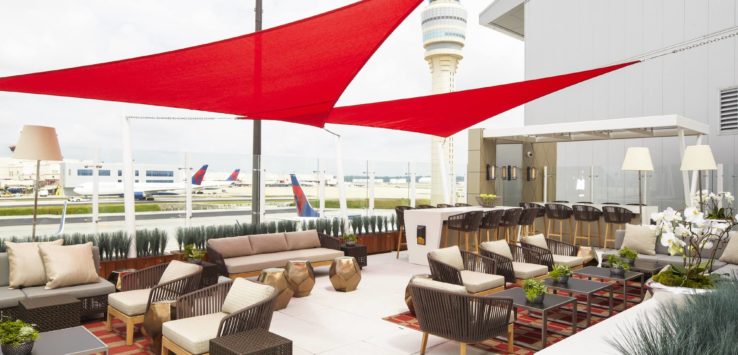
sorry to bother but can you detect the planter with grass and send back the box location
[0,319,38,355]
[607,255,630,276]
[618,247,638,266]
[549,265,572,284]
[523,279,547,304]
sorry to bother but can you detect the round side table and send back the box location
[285,260,315,297]
[329,257,361,292]
[257,268,294,310]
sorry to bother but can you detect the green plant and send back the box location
[342,234,358,245]
[522,279,546,302]
[549,265,572,279]
[184,243,206,261]
[652,264,719,289]
[618,247,638,261]
[607,255,631,270]
[0,319,38,346]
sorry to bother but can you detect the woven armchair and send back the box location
[427,247,504,296]
[520,239,580,271]
[409,284,514,354]
[478,243,537,284]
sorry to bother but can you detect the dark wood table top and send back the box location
[494,287,576,312]
[543,278,612,294]
[574,266,643,281]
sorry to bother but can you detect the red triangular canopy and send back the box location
[0,0,422,127]
[326,61,638,137]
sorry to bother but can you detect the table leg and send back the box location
[608,286,614,317]
[571,301,577,334]
[640,274,645,300]
[586,295,592,328]
[622,280,628,309]
[542,312,548,348]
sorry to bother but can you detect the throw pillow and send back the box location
[719,232,738,265]
[222,278,276,314]
[621,224,659,256]
[522,234,549,250]
[158,260,202,285]
[285,230,321,250]
[428,246,464,270]
[480,240,513,260]
[6,239,63,288]
[39,242,99,289]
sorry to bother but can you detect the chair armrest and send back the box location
[509,244,528,263]
[218,292,277,337]
[461,250,497,275]
[148,270,202,311]
[519,243,555,271]
[427,256,464,287]
[175,281,233,320]
[206,244,228,276]
[477,249,514,284]
[319,233,342,250]
[547,239,579,257]
[120,263,168,291]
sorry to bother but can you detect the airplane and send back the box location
[199,169,240,190]
[291,174,320,217]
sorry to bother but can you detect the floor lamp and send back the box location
[622,147,654,224]
[681,145,717,212]
[13,125,63,241]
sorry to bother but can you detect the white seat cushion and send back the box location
[480,240,513,260]
[108,288,151,316]
[428,246,464,270]
[159,260,202,285]
[511,262,548,279]
[459,270,504,293]
[553,255,584,268]
[221,278,275,314]
[411,277,467,294]
[163,312,227,354]
[522,234,549,250]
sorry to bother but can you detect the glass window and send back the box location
[146,170,174,177]
[99,170,111,176]
[77,169,93,176]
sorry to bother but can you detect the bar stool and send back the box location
[479,209,504,242]
[545,204,574,242]
[517,207,540,237]
[602,206,634,248]
[577,201,594,204]
[417,204,435,209]
[572,204,602,247]
[554,200,570,203]
[520,202,545,233]
[444,211,484,251]
[395,206,412,259]
[455,203,471,207]
[498,208,523,243]
[602,202,620,205]
[437,203,453,208]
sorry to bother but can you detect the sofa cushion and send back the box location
[249,233,288,254]
[712,264,738,278]
[719,232,738,265]
[6,240,64,288]
[428,246,464,270]
[23,277,114,300]
[553,255,583,268]
[38,242,99,289]
[163,312,227,354]
[221,278,275,314]
[285,230,321,250]
[159,260,202,285]
[655,255,684,268]
[710,260,726,271]
[512,262,548,279]
[621,224,658,256]
[0,288,25,309]
[411,277,467,294]
[522,234,549,250]
[224,248,344,274]
[459,270,504,293]
[108,288,151,316]
[480,241,513,260]
[208,236,253,259]
[0,253,9,287]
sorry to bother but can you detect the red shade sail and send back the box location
[0,0,422,127]
[326,61,639,137]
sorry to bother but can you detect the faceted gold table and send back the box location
[258,268,294,310]
[329,257,362,292]
[285,260,316,297]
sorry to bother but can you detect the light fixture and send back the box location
[622,147,654,221]
[501,165,508,180]
[527,167,537,181]
[486,164,496,180]
[13,125,63,240]
[680,145,717,212]
[510,166,518,181]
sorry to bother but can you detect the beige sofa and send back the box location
[207,230,344,278]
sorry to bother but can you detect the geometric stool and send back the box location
[329,257,362,292]
[285,260,315,297]
[257,268,294,310]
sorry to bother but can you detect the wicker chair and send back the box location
[576,201,594,204]
[479,241,548,285]
[427,246,504,296]
[602,206,635,248]
[395,206,413,259]
[498,208,523,243]
[479,209,504,242]
[409,283,514,354]
[520,237,583,271]
[545,203,574,242]
[517,207,540,237]
[437,203,453,208]
[454,203,471,207]
[602,202,620,205]
[162,279,277,355]
[107,261,202,345]
[572,204,602,247]
[520,202,545,233]
[417,204,435,209]
[553,200,570,203]
[444,211,484,252]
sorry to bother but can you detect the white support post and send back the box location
[259,167,266,220]
[184,152,192,228]
[317,161,325,216]
[409,162,417,208]
[368,161,375,215]
[543,166,548,203]
[589,165,595,203]
[437,142,451,204]
[717,163,724,208]
[678,129,691,207]
[121,116,136,258]
[689,136,704,200]
[92,149,100,236]
[335,134,348,224]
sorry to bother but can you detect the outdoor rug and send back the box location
[84,320,153,355]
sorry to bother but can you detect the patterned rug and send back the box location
[384,281,645,355]
[84,319,154,355]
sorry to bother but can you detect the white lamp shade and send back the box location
[13,125,63,161]
[680,145,717,171]
[622,147,653,171]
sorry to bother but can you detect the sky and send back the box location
[0,0,524,175]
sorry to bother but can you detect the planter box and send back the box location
[356,231,405,255]
[99,253,184,277]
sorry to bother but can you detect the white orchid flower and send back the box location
[675,225,690,238]
[660,231,676,247]
[684,207,703,223]
[651,212,664,223]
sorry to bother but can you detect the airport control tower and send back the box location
[421,0,467,205]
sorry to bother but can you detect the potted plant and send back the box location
[476,194,498,208]
[549,265,572,284]
[523,279,546,304]
[607,255,630,276]
[695,190,734,220]
[342,234,358,247]
[184,243,206,264]
[618,247,638,266]
[0,319,38,355]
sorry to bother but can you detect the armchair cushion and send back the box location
[428,246,464,270]
[553,255,583,268]
[38,242,99,289]
[108,288,151,316]
[159,260,202,285]
[719,232,738,265]
[21,278,114,299]
[480,241,513,260]
[163,311,227,354]
[522,234,549,250]
[285,230,321,250]
[208,236,253,258]
[622,224,659,255]
[411,277,467,294]
[459,270,504,293]
[249,233,288,254]
[6,240,63,288]
[221,278,275,314]
[511,262,548,279]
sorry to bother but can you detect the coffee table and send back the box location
[543,278,613,328]
[573,266,644,310]
[494,288,577,350]
[603,259,665,277]
[3,326,108,355]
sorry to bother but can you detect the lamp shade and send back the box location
[680,145,717,171]
[13,125,63,161]
[622,147,653,171]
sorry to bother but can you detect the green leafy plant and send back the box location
[184,243,206,262]
[607,255,631,271]
[341,234,358,245]
[523,279,546,302]
[0,319,39,346]
[549,265,572,282]
[618,247,638,262]
[652,264,719,289]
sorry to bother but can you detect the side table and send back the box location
[341,244,367,269]
[19,294,81,332]
[210,328,292,355]
[197,261,220,288]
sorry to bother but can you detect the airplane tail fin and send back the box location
[290,174,319,217]
[192,164,208,186]
[226,169,240,182]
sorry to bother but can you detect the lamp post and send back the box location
[12,125,63,241]
[680,145,718,212]
[252,0,263,225]
[622,147,654,224]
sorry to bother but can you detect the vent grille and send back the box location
[721,87,738,133]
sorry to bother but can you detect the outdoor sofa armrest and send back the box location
[477,249,514,284]
[319,233,342,250]
[120,263,168,291]
[217,291,278,337]
[427,256,464,287]
[509,244,528,263]
[147,270,202,312]
[519,243,555,271]
[461,250,498,275]
[175,281,233,320]
[546,239,579,257]
[206,244,228,276]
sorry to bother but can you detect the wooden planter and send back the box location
[356,231,405,255]
[99,253,184,277]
